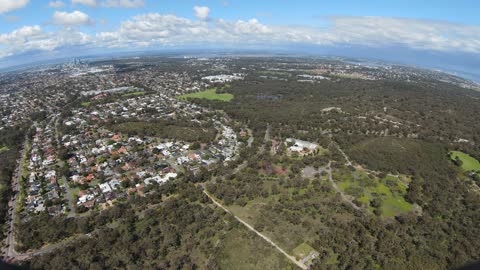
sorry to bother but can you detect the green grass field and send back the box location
[179,88,234,102]
[335,168,413,217]
[293,242,315,259]
[223,178,343,253]
[81,102,91,107]
[381,195,413,217]
[216,224,295,270]
[228,195,315,252]
[450,151,480,172]
[0,145,9,153]
[121,91,145,98]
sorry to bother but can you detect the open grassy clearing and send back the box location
[333,167,413,217]
[293,242,316,259]
[121,91,145,98]
[215,176,350,258]
[208,150,345,263]
[80,102,91,107]
[0,145,9,153]
[228,199,320,252]
[179,87,234,102]
[292,242,314,258]
[450,151,480,172]
[216,225,297,270]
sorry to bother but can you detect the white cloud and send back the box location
[49,1,65,8]
[325,16,480,53]
[103,0,144,8]
[95,12,279,49]
[231,19,271,34]
[93,13,480,53]
[0,0,29,14]
[2,10,480,60]
[194,6,210,20]
[0,25,91,57]
[52,10,93,26]
[96,13,209,47]
[72,0,97,7]
[0,25,44,44]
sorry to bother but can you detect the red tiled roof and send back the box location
[86,174,95,181]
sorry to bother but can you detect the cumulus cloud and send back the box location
[52,10,93,26]
[0,25,44,44]
[1,10,480,60]
[96,13,209,47]
[0,0,29,14]
[49,1,65,8]
[326,16,480,53]
[226,18,271,34]
[95,13,277,48]
[92,14,480,53]
[0,25,91,57]
[193,6,210,20]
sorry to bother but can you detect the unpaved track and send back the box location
[203,190,308,270]
[325,162,362,211]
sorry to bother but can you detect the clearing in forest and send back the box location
[334,168,413,217]
[179,87,234,102]
[450,151,480,172]
[121,91,145,98]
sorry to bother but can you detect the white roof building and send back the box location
[144,173,178,185]
[286,138,318,152]
[99,182,112,193]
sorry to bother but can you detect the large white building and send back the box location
[202,74,244,83]
[285,138,318,153]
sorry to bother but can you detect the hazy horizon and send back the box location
[0,0,479,82]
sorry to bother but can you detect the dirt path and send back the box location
[334,143,352,166]
[325,162,362,211]
[246,128,254,147]
[203,190,308,270]
[264,123,271,142]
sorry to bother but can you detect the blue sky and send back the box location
[1,0,480,78]
[3,0,480,31]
